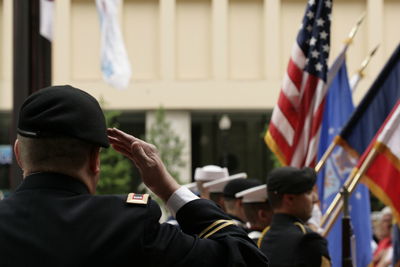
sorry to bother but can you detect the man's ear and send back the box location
[258,208,273,225]
[282,194,296,207]
[13,139,23,169]
[88,147,101,175]
[258,209,267,220]
[237,199,243,208]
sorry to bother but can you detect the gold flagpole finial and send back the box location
[350,44,380,91]
[359,44,380,73]
[344,12,366,45]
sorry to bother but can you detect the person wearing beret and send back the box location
[0,85,268,266]
[259,167,331,267]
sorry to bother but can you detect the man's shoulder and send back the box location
[261,217,318,249]
[90,193,160,211]
[298,231,329,252]
[293,231,330,266]
[73,193,162,224]
[290,222,328,254]
[270,220,309,238]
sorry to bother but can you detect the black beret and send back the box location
[267,167,316,194]
[223,178,262,198]
[17,85,109,148]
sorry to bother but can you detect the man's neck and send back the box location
[24,168,95,194]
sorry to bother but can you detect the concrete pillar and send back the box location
[212,0,228,80]
[160,0,175,81]
[0,0,13,110]
[264,0,281,80]
[53,0,71,84]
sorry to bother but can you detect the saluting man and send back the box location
[259,167,331,267]
[0,85,268,266]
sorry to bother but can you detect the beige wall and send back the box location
[384,0,400,65]
[0,0,2,80]
[0,0,12,111]
[0,0,400,111]
[229,0,263,80]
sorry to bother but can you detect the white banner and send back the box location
[40,0,54,41]
[96,0,132,89]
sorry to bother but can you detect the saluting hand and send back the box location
[107,128,180,202]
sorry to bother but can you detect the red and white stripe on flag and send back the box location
[265,0,332,168]
[358,100,400,224]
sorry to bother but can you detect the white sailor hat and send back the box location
[235,184,267,203]
[202,173,247,193]
[194,165,229,181]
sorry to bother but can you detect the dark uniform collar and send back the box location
[272,213,304,225]
[16,172,90,195]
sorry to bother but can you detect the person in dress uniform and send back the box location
[259,167,331,267]
[0,85,268,267]
[223,178,262,230]
[194,165,229,199]
[236,184,273,244]
[202,172,247,210]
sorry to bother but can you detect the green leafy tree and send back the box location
[97,110,133,195]
[140,107,186,220]
[145,107,186,184]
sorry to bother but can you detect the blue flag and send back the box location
[317,57,372,267]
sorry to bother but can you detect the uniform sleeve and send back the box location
[166,186,199,216]
[295,232,331,267]
[143,199,268,267]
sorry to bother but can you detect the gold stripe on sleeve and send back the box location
[203,221,235,239]
[198,219,233,239]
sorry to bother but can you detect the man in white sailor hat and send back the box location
[194,165,229,199]
[236,184,273,245]
[202,173,247,211]
[223,178,262,230]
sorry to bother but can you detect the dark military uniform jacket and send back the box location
[227,213,249,232]
[259,213,330,267]
[0,173,268,267]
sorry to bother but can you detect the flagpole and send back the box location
[315,136,340,173]
[343,12,365,45]
[314,13,366,173]
[350,45,380,92]
[321,146,379,236]
[320,169,356,228]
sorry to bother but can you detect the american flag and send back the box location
[265,0,332,167]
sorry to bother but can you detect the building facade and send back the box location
[0,0,399,189]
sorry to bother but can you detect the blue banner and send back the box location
[339,44,400,154]
[317,59,372,267]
